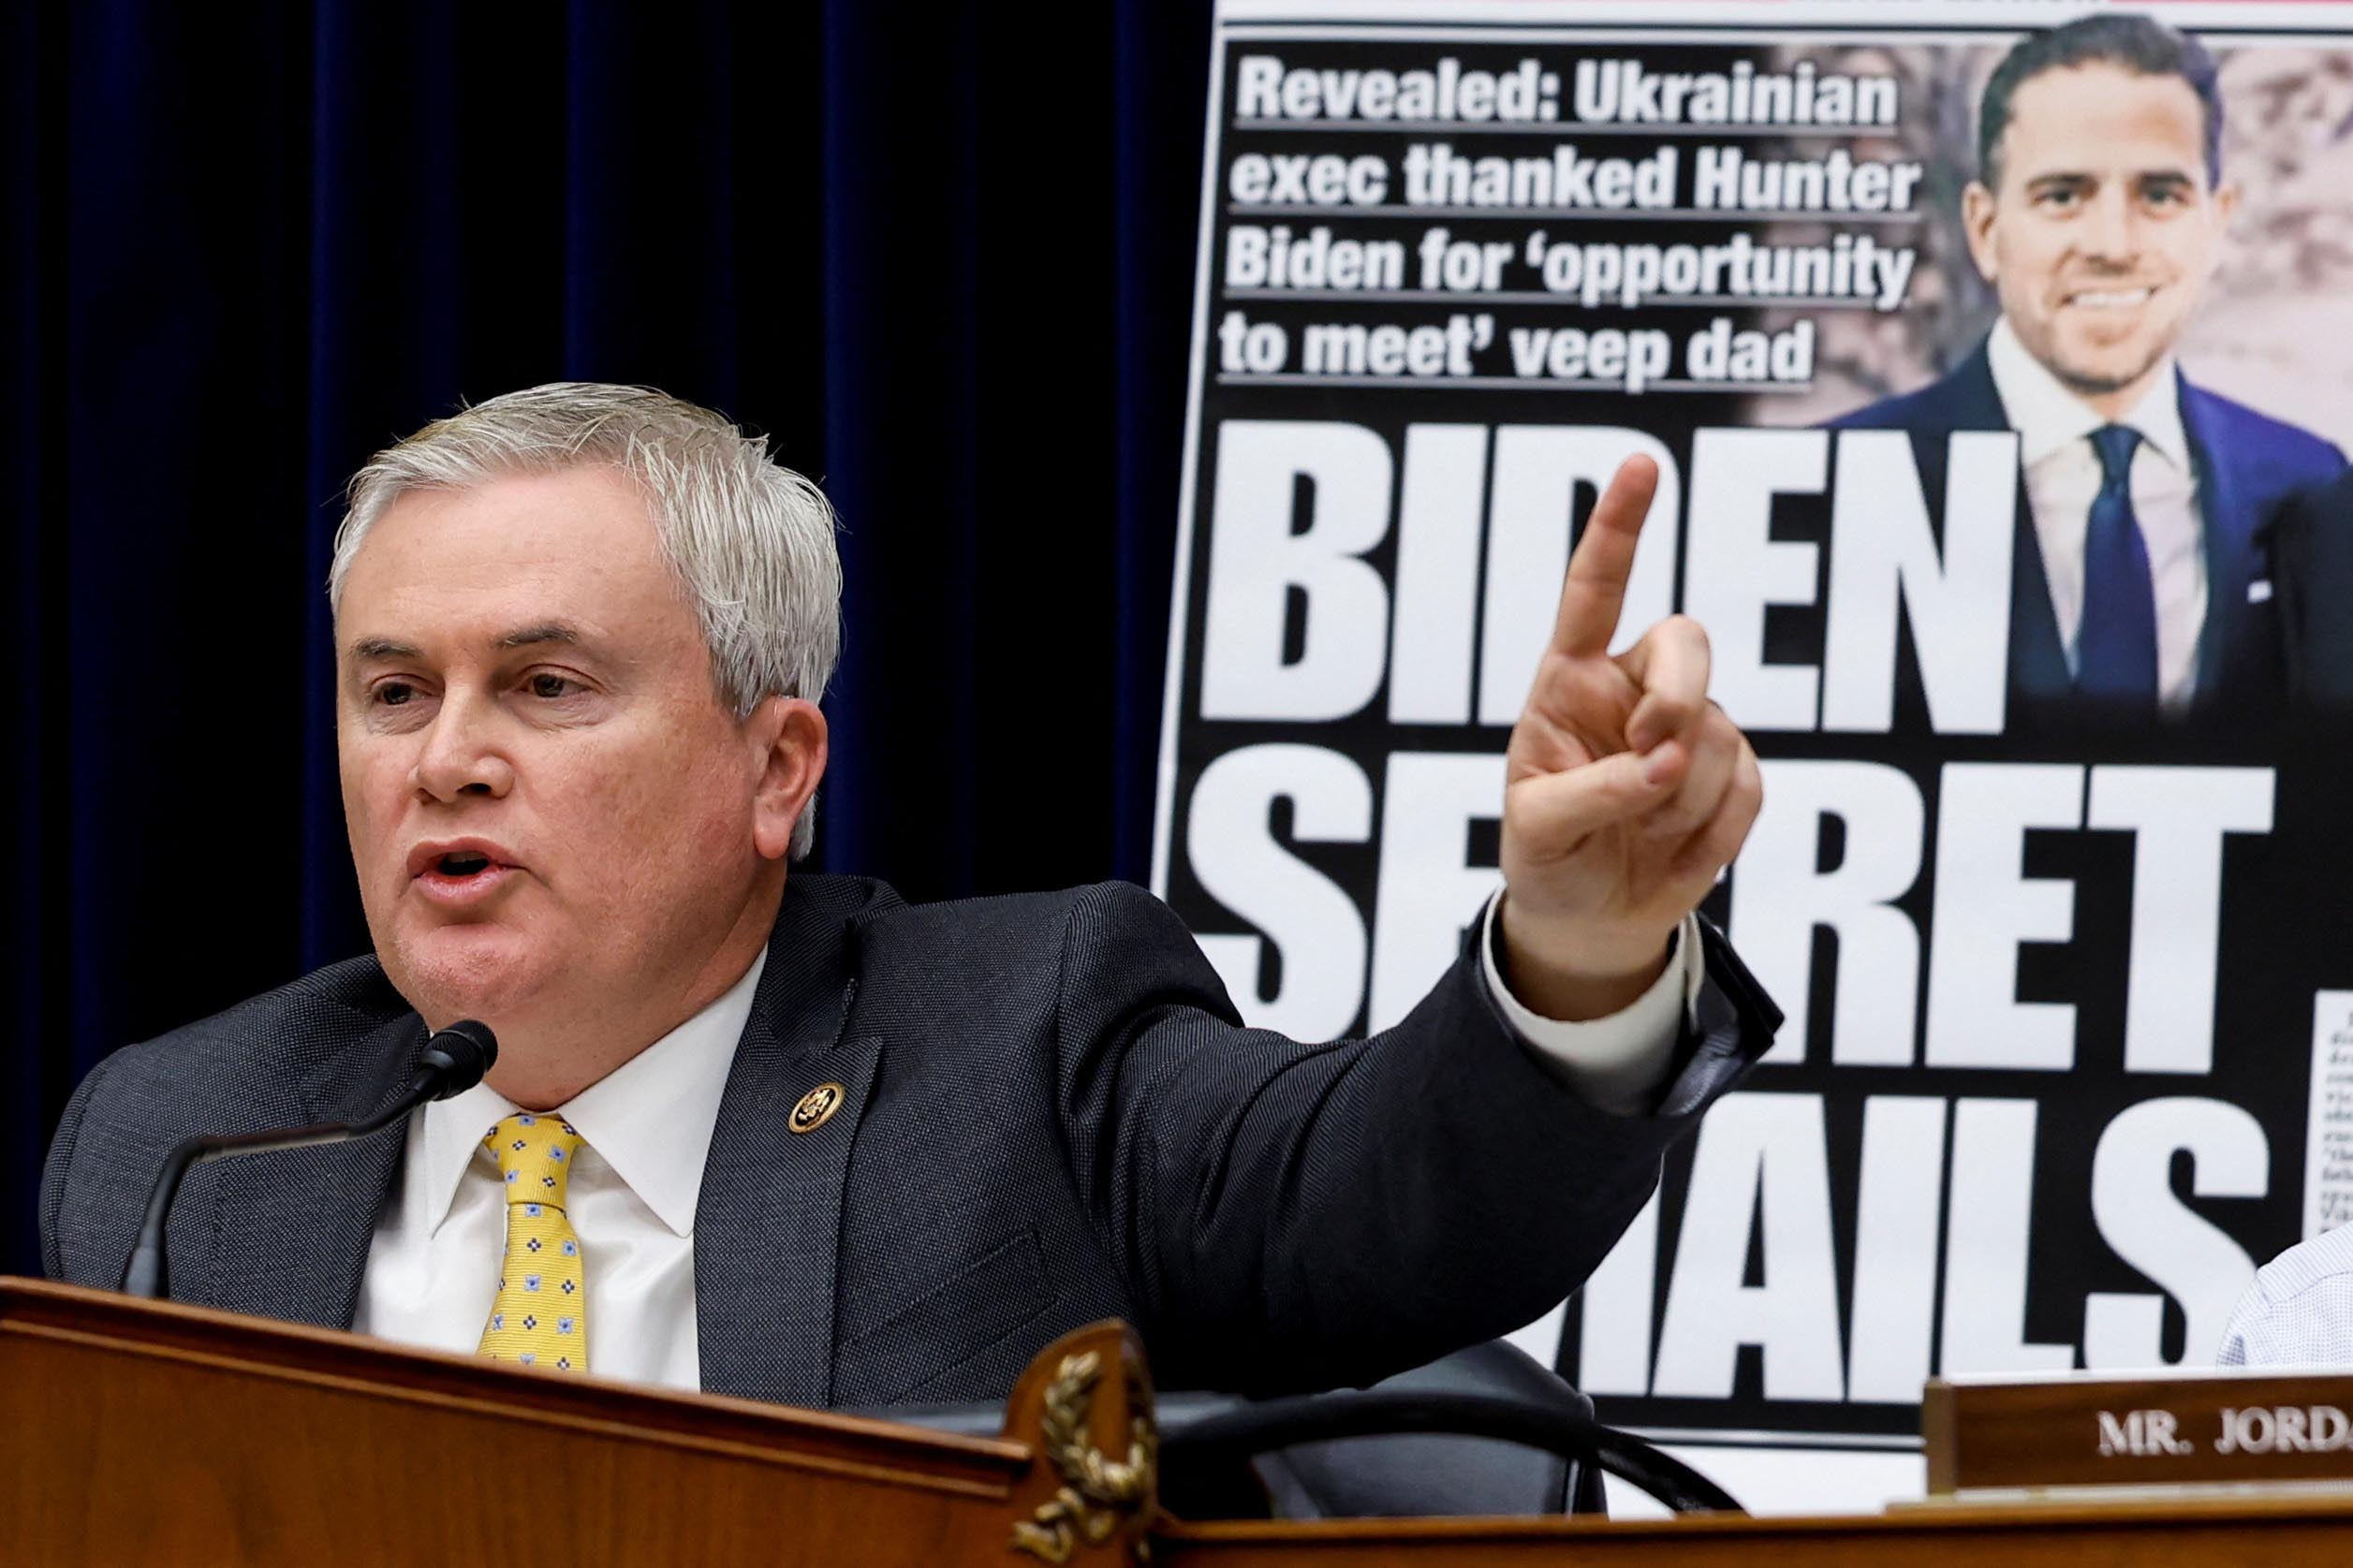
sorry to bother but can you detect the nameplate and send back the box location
[1925,1370,2353,1493]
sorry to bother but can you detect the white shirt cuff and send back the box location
[1478,896,1704,1117]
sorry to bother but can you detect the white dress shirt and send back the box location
[1986,316,2207,709]
[352,949,767,1389]
[355,898,1696,1390]
[2217,1223,2353,1368]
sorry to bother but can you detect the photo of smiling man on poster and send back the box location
[1833,13,2346,720]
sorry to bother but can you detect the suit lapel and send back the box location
[189,1010,427,1327]
[2178,379,2261,699]
[695,883,876,1407]
[2007,500,2073,702]
[1901,350,2070,705]
[1935,344,2074,704]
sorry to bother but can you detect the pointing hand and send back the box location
[1496,455,1762,1020]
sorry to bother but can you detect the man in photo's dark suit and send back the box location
[40,385,1777,1407]
[2265,467,2353,709]
[1834,14,2345,717]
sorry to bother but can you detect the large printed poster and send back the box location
[1151,0,2353,1511]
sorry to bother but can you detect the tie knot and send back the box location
[2090,424,2140,489]
[483,1112,585,1207]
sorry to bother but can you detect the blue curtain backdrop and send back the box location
[2,0,1212,1277]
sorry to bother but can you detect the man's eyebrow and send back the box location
[346,626,591,663]
[495,623,586,652]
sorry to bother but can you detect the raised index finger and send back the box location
[1551,453,1660,658]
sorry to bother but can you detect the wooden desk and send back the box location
[1157,1491,2353,1565]
[10,1276,2352,1564]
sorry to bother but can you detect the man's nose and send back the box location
[411,694,516,802]
[2081,185,2139,264]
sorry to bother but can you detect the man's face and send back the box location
[1964,62,2235,403]
[336,465,782,1033]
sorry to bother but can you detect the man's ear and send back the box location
[747,696,829,862]
[1961,180,2000,283]
[2211,179,2241,233]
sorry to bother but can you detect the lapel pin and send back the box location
[789,1082,846,1135]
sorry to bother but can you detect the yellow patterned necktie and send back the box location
[477,1112,589,1373]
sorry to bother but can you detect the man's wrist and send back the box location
[1494,895,1672,1022]
[1479,897,1697,1116]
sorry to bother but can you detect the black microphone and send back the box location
[120,1019,497,1300]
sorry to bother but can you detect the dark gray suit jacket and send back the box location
[41,876,1776,1406]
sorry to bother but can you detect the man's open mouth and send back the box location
[409,841,518,884]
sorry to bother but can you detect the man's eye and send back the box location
[527,673,577,699]
[376,681,417,708]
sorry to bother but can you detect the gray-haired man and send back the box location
[42,384,1779,1403]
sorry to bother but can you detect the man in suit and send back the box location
[1834,13,2345,717]
[40,384,1776,1407]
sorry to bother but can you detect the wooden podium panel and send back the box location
[0,1278,1147,1566]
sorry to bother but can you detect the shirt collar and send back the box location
[414,946,767,1241]
[1986,315,2190,472]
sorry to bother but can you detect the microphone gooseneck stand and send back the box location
[119,1019,498,1300]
